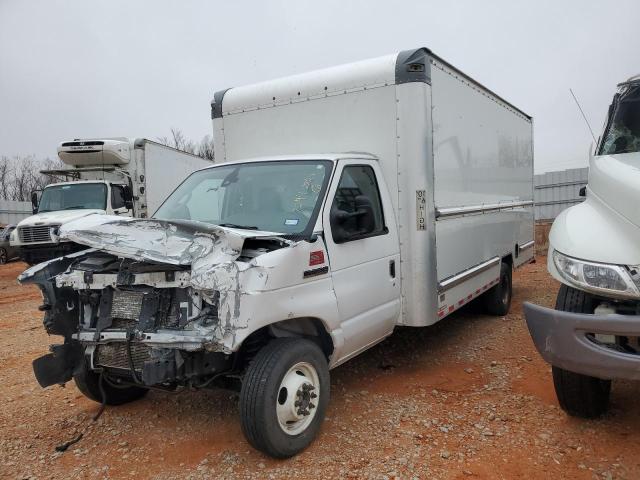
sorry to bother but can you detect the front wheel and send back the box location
[0,248,7,265]
[552,365,611,418]
[74,361,148,406]
[551,284,611,418]
[240,338,330,458]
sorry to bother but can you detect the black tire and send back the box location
[0,248,6,265]
[483,261,512,316]
[74,361,148,406]
[240,338,330,458]
[552,284,611,418]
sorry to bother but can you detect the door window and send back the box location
[330,165,386,243]
[111,185,127,210]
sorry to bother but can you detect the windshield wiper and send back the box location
[217,223,259,230]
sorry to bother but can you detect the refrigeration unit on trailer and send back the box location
[23,47,533,458]
[10,138,210,264]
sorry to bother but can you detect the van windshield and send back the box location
[38,183,107,213]
[599,82,640,155]
[154,160,333,237]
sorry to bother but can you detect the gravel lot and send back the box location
[1,258,639,479]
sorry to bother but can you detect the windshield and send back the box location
[599,82,640,155]
[38,183,107,213]
[154,160,333,236]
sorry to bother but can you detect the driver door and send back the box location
[323,160,401,363]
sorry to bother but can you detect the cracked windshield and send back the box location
[599,81,640,155]
[154,160,332,235]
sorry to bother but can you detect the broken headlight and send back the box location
[552,250,640,299]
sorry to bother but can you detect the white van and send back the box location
[23,48,534,458]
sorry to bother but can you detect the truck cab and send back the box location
[525,75,640,418]
[12,180,133,264]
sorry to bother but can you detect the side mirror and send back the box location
[354,195,375,234]
[123,186,134,210]
[579,186,587,197]
[31,191,40,214]
[329,195,376,243]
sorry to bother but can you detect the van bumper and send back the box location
[524,302,640,381]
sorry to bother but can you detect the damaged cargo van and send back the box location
[23,48,534,457]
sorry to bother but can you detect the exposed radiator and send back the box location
[95,342,151,372]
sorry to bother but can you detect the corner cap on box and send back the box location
[395,48,432,85]
[211,88,232,119]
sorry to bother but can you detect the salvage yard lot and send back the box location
[1,259,639,479]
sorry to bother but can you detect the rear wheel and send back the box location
[74,361,148,406]
[0,248,7,264]
[483,261,512,315]
[552,284,611,418]
[240,338,329,458]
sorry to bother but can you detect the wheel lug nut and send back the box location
[309,402,315,409]
[310,393,317,399]
[308,385,315,391]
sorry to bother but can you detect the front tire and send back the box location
[552,284,611,418]
[74,361,148,406]
[0,248,7,265]
[240,338,330,458]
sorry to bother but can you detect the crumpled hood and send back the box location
[18,209,105,227]
[589,152,640,229]
[59,214,289,267]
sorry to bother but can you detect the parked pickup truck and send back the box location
[10,138,210,264]
[23,48,534,458]
[525,75,640,418]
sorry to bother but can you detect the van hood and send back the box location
[589,152,640,228]
[18,209,105,227]
[58,214,291,266]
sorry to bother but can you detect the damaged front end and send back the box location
[21,215,292,390]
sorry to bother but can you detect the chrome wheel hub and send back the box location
[276,362,320,435]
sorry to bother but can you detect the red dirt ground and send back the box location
[1,258,638,479]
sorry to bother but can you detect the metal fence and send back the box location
[534,167,588,221]
[0,199,32,225]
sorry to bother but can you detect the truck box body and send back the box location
[12,138,210,263]
[212,47,534,327]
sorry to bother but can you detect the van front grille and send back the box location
[18,225,56,243]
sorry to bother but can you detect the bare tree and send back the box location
[0,156,10,200]
[0,155,64,201]
[197,135,215,161]
[158,128,214,161]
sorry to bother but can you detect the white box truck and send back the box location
[10,137,211,264]
[21,48,534,457]
[525,75,640,418]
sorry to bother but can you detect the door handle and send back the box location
[389,259,396,278]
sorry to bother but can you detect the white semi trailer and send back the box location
[22,48,534,457]
[11,138,210,264]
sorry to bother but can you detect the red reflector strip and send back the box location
[309,250,325,266]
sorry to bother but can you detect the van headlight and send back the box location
[9,228,18,244]
[552,250,640,299]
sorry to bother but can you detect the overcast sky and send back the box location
[1,0,638,173]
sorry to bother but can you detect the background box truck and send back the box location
[10,138,211,264]
[22,47,534,458]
